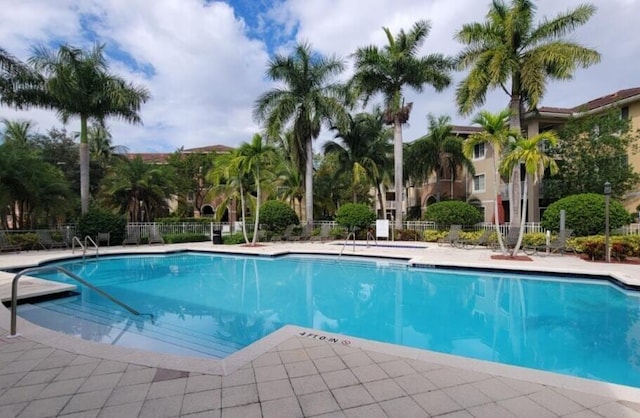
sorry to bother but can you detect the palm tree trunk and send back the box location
[512,178,528,256]
[252,169,260,245]
[492,158,507,255]
[240,185,249,244]
[377,183,386,219]
[508,95,521,229]
[393,116,403,230]
[305,136,313,227]
[436,171,441,202]
[79,115,90,215]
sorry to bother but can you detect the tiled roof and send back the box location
[451,125,482,134]
[124,144,233,164]
[573,87,640,111]
[537,87,640,115]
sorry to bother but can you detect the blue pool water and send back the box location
[17,252,640,388]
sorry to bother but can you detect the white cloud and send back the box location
[0,0,638,151]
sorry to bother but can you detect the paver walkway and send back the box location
[1,330,639,417]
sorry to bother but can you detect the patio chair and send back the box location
[122,229,141,246]
[524,229,575,256]
[95,232,110,247]
[437,225,462,247]
[0,231,21,253]
[148,229,165,245]
[310,224,332,242]
[460,229,494,250]
[281,224,300,241]
[36,230,69,250]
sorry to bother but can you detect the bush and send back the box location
[422,201,483,228]
[423,230,446,242]
[335,204,376,231]
[77,210,127,245]
[223,233,246,245]
[163,233,210,244]
[541,193,631,236]
[394,229,422,241]
[330,227,347,240]
[259,201,299,232]
[573,235,635,261]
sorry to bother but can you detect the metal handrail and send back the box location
[9,266,144,336]
[339,232,357,257]
[71,236,84,254]
[84,236,99,259]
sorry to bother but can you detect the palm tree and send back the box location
[501,132,559,255]
[254,42,346,226]
[352,20,454,229]
[1,119,38,144]
[463,109,520,255]
[100,156,174,222]
[87,123,128,166]
[206,151,253,243]
[408,114,475,202]
[29,43,150,214]
[0,46,43,108]
[235,133,277,245]
[324,112,392,204]
[455,0,600,225]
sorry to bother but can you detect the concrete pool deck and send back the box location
[0,242,639,417]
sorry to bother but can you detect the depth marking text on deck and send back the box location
[298,331,351,345]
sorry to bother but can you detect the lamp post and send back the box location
[604,182,611,263]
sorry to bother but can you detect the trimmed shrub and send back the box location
[394,229,422,241]
[335,204,376,231]
[223,233,246,245]
[259,201,299,232]
[163,233,210,244]
[541,193,631,236]
[422,201,483,228]
[423,230,446,242]
[78,210,127,245]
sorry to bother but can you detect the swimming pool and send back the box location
[15,252,640,388]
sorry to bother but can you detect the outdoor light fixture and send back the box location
[604,182,611,263]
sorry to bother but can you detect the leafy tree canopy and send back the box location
[543,110,640,200]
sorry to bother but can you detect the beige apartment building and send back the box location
[422,88,640,223]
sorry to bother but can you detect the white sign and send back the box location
[376,219,389,239]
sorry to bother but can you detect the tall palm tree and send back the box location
[352,20,454,229]
[254,42,347,226]
[324,112,392,204]
[463,109,520,255]
[408,114,475,202]
[455,0,600,225]
[235,133,277,245]
[30,43,150,214]
[87,123,128,166]
[501,132,559,255]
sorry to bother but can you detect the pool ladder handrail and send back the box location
[8,266,145,337]
[339,229,378,258]
[72,236,99,259]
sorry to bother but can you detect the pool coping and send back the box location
[1,243,639,403]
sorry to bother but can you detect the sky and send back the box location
[1,0,639,153]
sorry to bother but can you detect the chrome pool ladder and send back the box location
[8,266,152,337]
[72,235,99,260]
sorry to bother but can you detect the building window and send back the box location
[473,174,486,192]
[473,142,486,159]
[621,106,629,120]
[187,192,195,203]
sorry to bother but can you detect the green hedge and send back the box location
[335,203,375,230]
[78,210,127,245]
[541,193,631,236]
[423,201,483,227]
[259,201,299,232]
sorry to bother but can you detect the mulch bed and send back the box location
[490,255,533,262]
